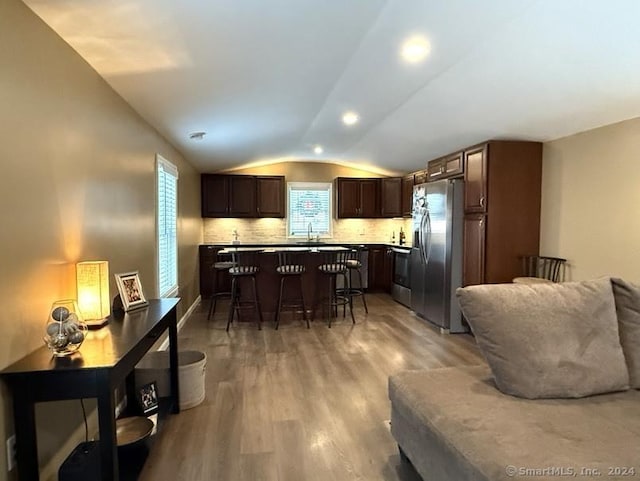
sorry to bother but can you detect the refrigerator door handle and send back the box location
[419,212,427,264]
[424,210,432,264]
[417,212,423,262]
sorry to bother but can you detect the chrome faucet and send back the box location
[307,222,313,241]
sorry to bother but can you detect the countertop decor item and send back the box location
[43,299,88,357]
[76,260,110,329]
[232,228,240,244]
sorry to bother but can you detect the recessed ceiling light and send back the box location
[313,145,324,155]
[189,131,206,140]
[400,36,431,63]
[342,111,360,126]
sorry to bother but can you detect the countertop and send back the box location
[201,242,411,249]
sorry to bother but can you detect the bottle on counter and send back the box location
[232,228,240,245]
[399,227,405,245]
[391,232,396,244]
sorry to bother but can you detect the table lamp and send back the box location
[76,261,110,329]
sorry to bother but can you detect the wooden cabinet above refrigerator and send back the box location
[427,152,464,182]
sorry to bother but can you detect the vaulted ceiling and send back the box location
[23,0,640,175]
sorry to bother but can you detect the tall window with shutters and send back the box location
[157,155,178,297]
[287,182,332,238]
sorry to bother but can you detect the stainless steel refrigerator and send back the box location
[410,178,467,333]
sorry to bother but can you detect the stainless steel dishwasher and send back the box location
[391,246,411,307]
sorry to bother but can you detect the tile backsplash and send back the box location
[203,217,413,245]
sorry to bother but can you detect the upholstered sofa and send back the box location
[389,278,640,481]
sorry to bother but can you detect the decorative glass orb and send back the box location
[44,300,88,357]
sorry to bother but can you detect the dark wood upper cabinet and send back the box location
[414,170,427,185]
[229,176,256,217]
[335,178,380,218]
[444,152,464,178]
[201,175,230,217]
[359,179,380,217]
[402,175,414,217]
[427,159,443,181]
[336,178,360,217]
[428,151,464,182]
[202,174,284,218]
[463,145,488,213]
[255,176,285,217]
[336,177,405,218]
[380,178,402,218]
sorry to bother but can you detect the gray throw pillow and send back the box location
[456,278,630,399]
[611,278,640,389]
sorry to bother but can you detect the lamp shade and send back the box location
[76,261,110,323]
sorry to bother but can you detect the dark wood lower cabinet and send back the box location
[199,246,216,298]
[462,215,486,287]
[199,246,231,297]
[368,246,392,292]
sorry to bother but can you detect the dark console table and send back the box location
[0,298,181,481]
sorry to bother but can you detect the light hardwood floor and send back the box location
[139,293,484,481]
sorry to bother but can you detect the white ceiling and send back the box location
[23,0,640,175]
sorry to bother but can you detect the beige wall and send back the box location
[540,117,640,282]
[224,160,384,181]
[0,0,202,476]
[203,161,411,244]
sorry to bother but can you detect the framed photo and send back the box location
[138,381,159,415]
[114,271,148,311]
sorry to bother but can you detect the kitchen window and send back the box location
[157,154,178,297]
[287,182,332,238]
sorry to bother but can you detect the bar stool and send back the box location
[274,250,309,329]
[207,251,235,320]
[314,250,355,328]
[226,249,263,331]
[341,246,368,314]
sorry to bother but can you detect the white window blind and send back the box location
[157,155,178,297]
[287,182,332,237]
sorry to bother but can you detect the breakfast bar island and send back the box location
[200,244,376,325]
